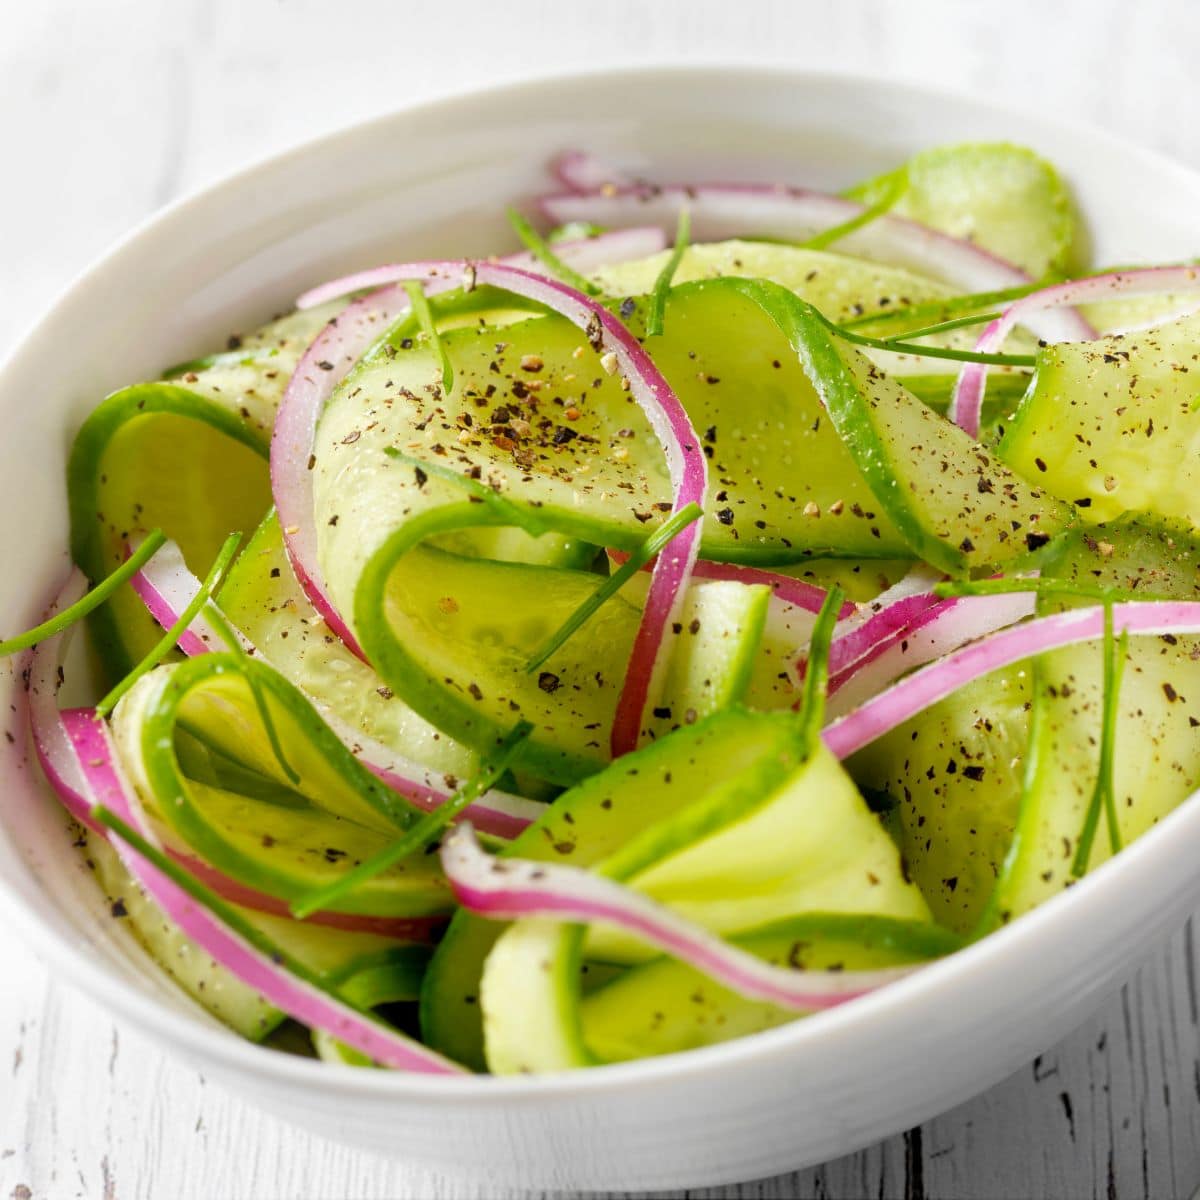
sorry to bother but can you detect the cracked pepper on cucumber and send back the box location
[12,140,1200,1074]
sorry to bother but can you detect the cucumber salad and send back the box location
[11,141,1200,1074]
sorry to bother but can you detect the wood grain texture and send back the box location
[4,1,1200,1196]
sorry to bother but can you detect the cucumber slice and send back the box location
[1000,311,1200,528]
[109,654,452,917]
[218,510,482,780]
[848,143,1078,279]
[989,519,1200,921]
[848,665,1032,933]
[88,830,430,1041]
[479,739,929,1072]
[420,708,799,1069]
[645,580,769,739]
[68,304,337,677]
[579,914,959,1062]
[583,741,930,963]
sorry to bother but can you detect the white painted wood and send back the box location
[4,1,1200,1195]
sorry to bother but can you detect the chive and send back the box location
[824,315,1036,368]
[96,533,242,718]
[934,578,1175,604]
[382,447,542,531]
[202,604,301,788]
[797,585,844,746]
[0,531,168,658]
[1072,604,1127,876]
[289,719,534,919]
[404,280,454,396]
[880,311,1001,344]
[839,283,1044,332]
[644,207,691,338]
[506,207,601,296]
[523,503,704,673]
[803,172,908,251]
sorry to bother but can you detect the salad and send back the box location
[8,141,1200,1075]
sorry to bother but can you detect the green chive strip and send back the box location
[0,530,167,658]
[96,533,242,718]
[1072,605,1127,876]
[523,503,704,674]
[823,314,1036,368]
[202,604,301,788]
[798,584,845,746]
[934,578,1175,605]
[645,207,691,338]
[290,719,534,919]
[839,283,1044,332]
[404,280,454,396]
[803,172,908,251]
[507,207,601,297]
[879,311,1001,344]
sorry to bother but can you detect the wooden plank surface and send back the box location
[3,2,1200,1195]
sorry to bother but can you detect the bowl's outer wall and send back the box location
[3,67,1200,1191]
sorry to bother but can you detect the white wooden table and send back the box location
[4,2,1200,1196]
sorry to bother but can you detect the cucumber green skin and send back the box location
[419,708,800,1070]
[68,302,338,680]
[579,914,961,1063]
[68,383,271,680]
[112,653,457,917]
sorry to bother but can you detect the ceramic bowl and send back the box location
[3,65,1200,1192]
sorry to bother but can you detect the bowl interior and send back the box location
[4,64,1200,1104]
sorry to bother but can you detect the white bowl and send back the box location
[4,65,1200,1193]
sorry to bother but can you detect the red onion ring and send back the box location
[823,599,1200,759]
[552,150,637,194]
[442,823,913,1011]
[950,266,1200,437]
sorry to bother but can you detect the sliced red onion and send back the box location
[538,181,1094,344]
[823,566,944,684]
[59,709,460,1073]
[129,539,543,840]
[295,229,667,311]
[274,234,668,657]
[442,823,914,1011]
[552,151,637,194]
[823,600,1200,759]
[949,266,1200,437]
[26,570,95,827]
[826,591,1036,717]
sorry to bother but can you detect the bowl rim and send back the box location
[4,58,1200,1101]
